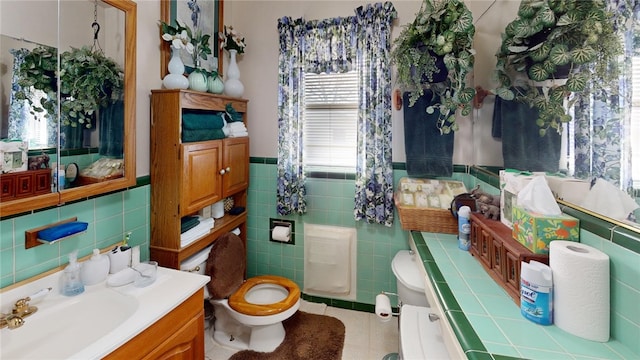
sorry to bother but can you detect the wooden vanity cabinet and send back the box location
[469,213,548,304]
[150,90,249,269]
[104,289,204,360]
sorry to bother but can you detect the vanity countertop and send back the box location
[412,231,636,360]
[0,266,209,359]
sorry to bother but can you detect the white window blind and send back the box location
[303,71,358,170]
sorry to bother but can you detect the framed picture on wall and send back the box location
[160,0,223,77]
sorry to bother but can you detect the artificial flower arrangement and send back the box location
[160,20,212,71]
[218,25,246,54]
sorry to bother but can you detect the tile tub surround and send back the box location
[411,231,639,359]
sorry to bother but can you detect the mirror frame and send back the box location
[160,0,224,79]
[0,0,137,217]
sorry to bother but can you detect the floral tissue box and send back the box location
[512,206,580,254]
[1,140,28,173]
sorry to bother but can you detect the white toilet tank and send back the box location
[180,244,213,298]
[391,250,429,307]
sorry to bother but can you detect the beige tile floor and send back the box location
[205,300,399,360]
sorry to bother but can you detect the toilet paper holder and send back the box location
[269,218,295,245]
[379,291,399,317]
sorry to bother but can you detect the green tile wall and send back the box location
[247,161,447,305]
[0,184,150,288]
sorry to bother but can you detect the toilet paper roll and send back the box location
[212,200,225,219]
[550,241,610,342]
[272,226,291,242]
[375,293,392,322]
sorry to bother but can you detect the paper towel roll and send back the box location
[375,293,392,322]
[272,226,291,242]
[550,241,610,342]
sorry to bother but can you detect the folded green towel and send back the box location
[182,128,226,143]
[181,216,200,234]
[182,111,225,130]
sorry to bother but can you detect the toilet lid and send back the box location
[206,233,246,299]
[400,305,450,359]
[392,250,425,293]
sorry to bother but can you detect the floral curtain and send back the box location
[276,2,396,225]
[574,0,638,194]
[353,2,397,227]
[8,48,57,147]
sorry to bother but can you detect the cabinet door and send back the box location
[491,236,505,280]
[1,176,15,199]
[141,313,204,360]
[479,228,492,267]
[182,141,223,215]
[221,137,249,197]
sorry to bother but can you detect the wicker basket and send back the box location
[394,177,466,234]
[395,193,458,234]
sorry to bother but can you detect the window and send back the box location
[302,71,358,171]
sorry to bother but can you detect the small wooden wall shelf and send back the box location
[469,212,549,305]
[25,217,78,249]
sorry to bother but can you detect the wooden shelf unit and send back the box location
[469,212,548,305]
[150,90,249,269]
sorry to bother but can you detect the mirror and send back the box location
[0,0,136,217]
[471,0,640,229]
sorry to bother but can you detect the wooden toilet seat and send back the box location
[228,275,301,316]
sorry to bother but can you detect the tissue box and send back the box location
[512,207,580,254]
[544,175,591,204]
[500,170,539,229]
[1,140,28,173]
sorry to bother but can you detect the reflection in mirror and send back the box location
[472,0,640,228]
[0,0,136,217]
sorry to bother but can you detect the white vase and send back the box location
[163,46,189,90]
[188,71,208,92]
[224,49,244,98]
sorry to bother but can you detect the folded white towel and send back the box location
[228,130,249,138]
[180,217,214,247]
[228,122,246,129]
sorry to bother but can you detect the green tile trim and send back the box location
[465,350,496,360]
[249,157,276,165]
[424,260,446,282]
[136,175,150,187]
[491,355,524,360]
[453,164,468,173]
[445,310,488,353]
[60,147,98,156]
[433,279,462,311]
[561,206,614,240]
[27,148,56,156]
[300,293,385,314]
[612,227,640,253]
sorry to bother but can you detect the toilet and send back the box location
[183,232,300,352]
[391,250,450,359]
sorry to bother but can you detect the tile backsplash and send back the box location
[0,185,150,287]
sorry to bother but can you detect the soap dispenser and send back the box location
[81,249,110,285]
[61,250,84,296]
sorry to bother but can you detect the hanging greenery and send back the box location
[15,45,124,128]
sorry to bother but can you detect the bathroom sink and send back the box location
[1,287,139,359]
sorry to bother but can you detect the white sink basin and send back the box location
[1,288,138,359]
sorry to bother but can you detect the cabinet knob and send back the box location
[219,169,226,175]
[226,167,231,173]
